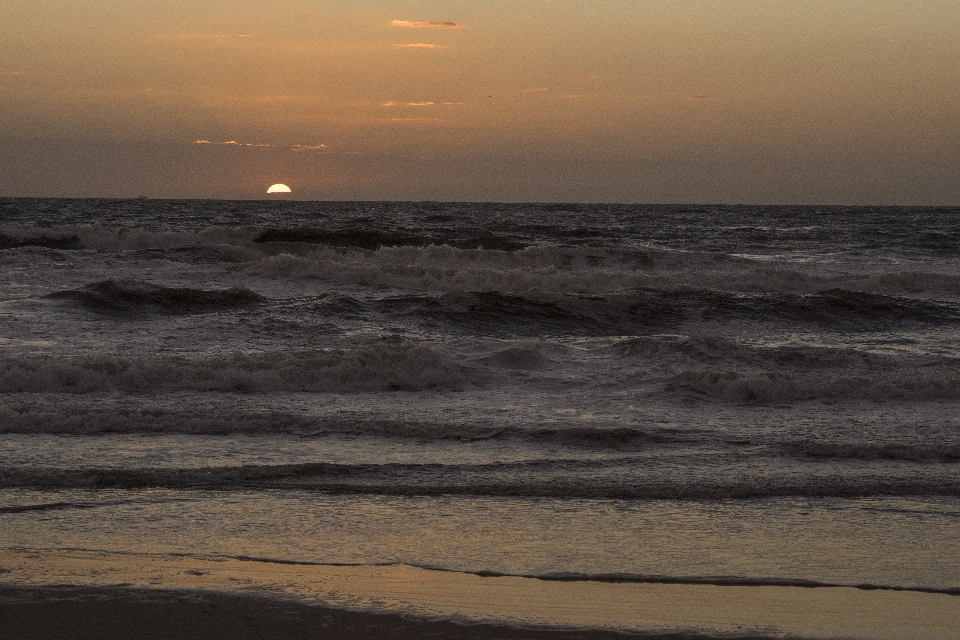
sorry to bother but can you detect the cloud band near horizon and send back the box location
[390,20,463,29]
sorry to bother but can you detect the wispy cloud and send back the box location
[390,20,463,29]
[154,33,253,42]
[522,88,549,93]
[393,43,449,49]
[0,70,28,76]
[687,95,711,100]
[194,140,327,150]
[407,102,435,106]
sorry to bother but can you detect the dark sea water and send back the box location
[2,199,959,620]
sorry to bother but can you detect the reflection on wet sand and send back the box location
[1,548,957,640]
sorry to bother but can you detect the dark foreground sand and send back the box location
[0,586,754,640]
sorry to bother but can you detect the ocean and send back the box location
[2,199,959,636]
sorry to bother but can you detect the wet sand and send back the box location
[2,548,959,639]
[0,585,734,640]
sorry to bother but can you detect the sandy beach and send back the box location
[2,585,693,640]
[3,548,960,639]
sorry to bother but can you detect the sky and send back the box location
[1,0,958,203]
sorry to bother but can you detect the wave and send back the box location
[241,245,669,294]
[617,333,835,364]
[375,291,684,334]
[318,289,959,337]
[0,499,135,515]
[612,289,960,328]
[255,227,428,249]
[668,370,960,403]
[0,223,534,254]
[0,405,687,447]
[473,345,558,370]
[615,334,948,370]
[4,461,958,499]
[524,426,682,446]
[408,565,960,596]
[49,279,265,316]
[785,441,960,462]
[0,406,498,437]
[6,223,960,298]
[0,223,261,252]
[107,551,960,596]
[704,288,960,326]
[0,344,469,394]
[0,502,94,514]
[9,545,954,596]
[254,227,531,251]
[0,233,82,250]
[240,244,960,296]
[32,280,960,341]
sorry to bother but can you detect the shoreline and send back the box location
[0,585,746,640]
[3,548,960,639]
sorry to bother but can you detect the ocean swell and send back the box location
[49,279,265,316]
[0,406,690,447]
[785,441,960,462]
[3,461,958,499]
[668,370,960,403]
[0,344,469,394]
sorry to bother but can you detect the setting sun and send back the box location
[266,183,291,194]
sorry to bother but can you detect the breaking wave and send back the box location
[49,279,265,316]
[0,233,82,250]
[474,345,558,370]
[5,223,960,297]
[615,334,942,369]
[305,290,960,336]
[374,290,684,334]
[242,246,960,298]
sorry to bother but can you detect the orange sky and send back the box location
[1,1,958,203]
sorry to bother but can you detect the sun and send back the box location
[267,183,291,193]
